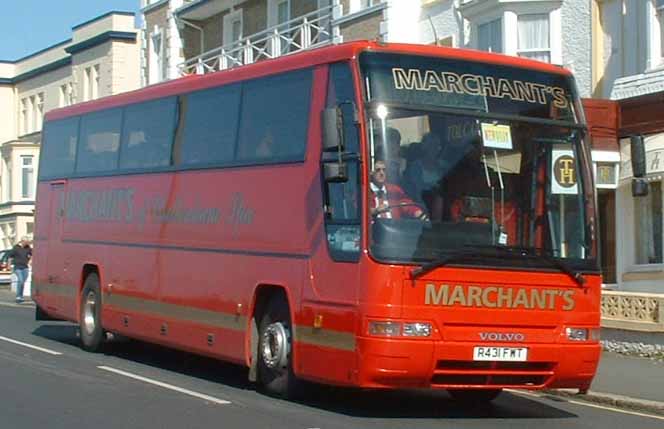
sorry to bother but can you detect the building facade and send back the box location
[0,12,141,249]
[590,0,664,333]
[140,1,591,96]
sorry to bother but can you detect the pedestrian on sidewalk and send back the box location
[9,236,32,303]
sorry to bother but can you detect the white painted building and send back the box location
[143,0,592,99]
[588,0,664,333]
[0,12,141,250]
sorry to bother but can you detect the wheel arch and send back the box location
[78,263,101,319]
[247,284,294,382]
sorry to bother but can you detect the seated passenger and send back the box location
[403,132,445,219]
[370,160,427,219]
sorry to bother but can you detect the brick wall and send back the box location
[340,11,382,42]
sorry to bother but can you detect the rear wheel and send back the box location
[79,273,104,352]
[257,294,302,399]
[448,389,502,403]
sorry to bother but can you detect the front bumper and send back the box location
[356,336,600,390]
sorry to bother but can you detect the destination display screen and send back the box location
[360,52,579,122]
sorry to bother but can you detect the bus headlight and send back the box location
[368,321,401,337]
[367,321,432,337]
[565,327,600,342]
[403,322,432,337]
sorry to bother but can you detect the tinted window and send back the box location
[360,52,577,122]
[178,84,240,166]
[39,117,78,179]
[237,69,312,163]
[327,62,359,153]
[120,97,177,170]
[76,109,122,174]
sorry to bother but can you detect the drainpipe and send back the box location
[175,16,205,56]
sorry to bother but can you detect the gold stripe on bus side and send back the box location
[35,285,355,352]
[33,283,78,298]
[103,292,247,332]
[293,325,356,352]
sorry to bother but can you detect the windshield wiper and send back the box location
[410,245,587,288]
[465,245,587,288]
[410,251,478,279]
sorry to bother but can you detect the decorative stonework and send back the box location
[601,291,664,332]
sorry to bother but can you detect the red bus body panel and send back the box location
[33,41,598,392]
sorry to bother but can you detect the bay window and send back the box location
[517,14,550,63]
[634,181,663,265]
[478,18,502,53]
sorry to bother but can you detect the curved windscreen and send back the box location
[361,52,597,272]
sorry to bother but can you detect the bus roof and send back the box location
[46,40,573,122]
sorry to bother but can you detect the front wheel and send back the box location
[79,273,104,352]
[448,389,502,403]
[256,294,302,399]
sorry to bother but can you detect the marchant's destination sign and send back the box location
[361,52,576,119]
[392,68,569,109]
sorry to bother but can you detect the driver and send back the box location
[370,160,427,219]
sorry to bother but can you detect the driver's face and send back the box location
[372,161,387,187]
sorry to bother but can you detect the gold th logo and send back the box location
[554,155,576,188]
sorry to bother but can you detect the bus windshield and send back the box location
[360,52,596,270]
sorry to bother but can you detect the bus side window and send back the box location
[236,69,312,164]
[39,117,78,180]
[176,84,240,167]
[323,62,360,262]
[76,108,122,174]
[119,97,177,170]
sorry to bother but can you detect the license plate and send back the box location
[473,346,528,361]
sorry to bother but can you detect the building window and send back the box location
[84,67,91,101]
[93,65,100,99]
[478,18,502,53]
[59,83,74,107]
[635,181,663,265]
[149,29,165,84]
[21,156,35,199]
[349,0,381,13]
[83,65,100,101]
[268,0,291,55]
[20,98,28,135]
[658,0,664,61]
[29,95,36,133]
[223,10,243,48]
[278,0,289,24]
[517,14,550,63]
[4,158,12,201]
[59,85,67,107]
[35,93,44,131]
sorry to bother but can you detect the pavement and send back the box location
[1,287,662,415]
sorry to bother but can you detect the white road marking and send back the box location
[507,389,664,421]
[0,335,62,355]
[98,366,231,405]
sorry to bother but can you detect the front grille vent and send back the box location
[431,360,555,387]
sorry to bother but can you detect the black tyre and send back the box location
[448,389,502,403]
[79,273,104,352]
[257,294,302,399]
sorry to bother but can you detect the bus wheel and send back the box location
[448,389,502,403]
[79,273,104,352]
[257,295,301,399]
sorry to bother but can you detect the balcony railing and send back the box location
[179,4,339,76]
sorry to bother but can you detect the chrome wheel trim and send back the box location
[261,322,290,370]
[82,290,97,335]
